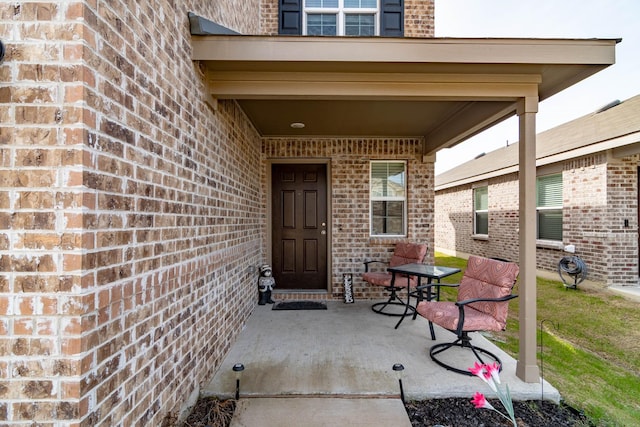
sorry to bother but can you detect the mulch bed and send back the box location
[406,398,593,426]
[176,396,592,427]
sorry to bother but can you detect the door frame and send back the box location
[267,158,332,291]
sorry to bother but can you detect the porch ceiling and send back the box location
[191,36,617,155]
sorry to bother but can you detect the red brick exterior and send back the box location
[404,0,436,37]
[436,154,639,287]
[1,1,263,425]
[0,1,436,425]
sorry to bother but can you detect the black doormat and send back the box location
[272,301,327,311]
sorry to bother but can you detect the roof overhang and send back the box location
[191,36,618,155]
[435,95,640,190]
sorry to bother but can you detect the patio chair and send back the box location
[363,242,428,317]
[415,255,519,375]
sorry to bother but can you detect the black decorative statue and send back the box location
[258,264,276,305]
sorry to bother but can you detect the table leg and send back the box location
[427,279,444,340]
[394,274,414,329]
[412,277,433,320]
[414,277,436,340]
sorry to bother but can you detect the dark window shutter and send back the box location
[380,0,403,37]
[279,0,302,35]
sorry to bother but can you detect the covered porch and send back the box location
[202,301,558,425]
[192,34,617,383]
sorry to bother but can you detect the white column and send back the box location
[516,96,541,382]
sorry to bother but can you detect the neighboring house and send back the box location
[0,1,617,425]
[435,95,640,288]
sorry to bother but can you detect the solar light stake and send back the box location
[232,363,245,400]
[392,363,405,403]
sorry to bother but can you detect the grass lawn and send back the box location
[434,252,640,426]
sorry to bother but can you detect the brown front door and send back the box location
[272,163,328,290]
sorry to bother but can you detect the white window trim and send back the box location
[536,239,564,250]
[369,160,407,237]
[536,173,563,241]
[472,185,489,237]
[303,0,379,36]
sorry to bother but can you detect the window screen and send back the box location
[370,161,406,236]
[304,0,378,36]
[307,14,337,35]
[537,174,563,241]
[474,186,488,235]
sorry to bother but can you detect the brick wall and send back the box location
[436,154,639,287]
[260,0,279,34]
[404,0,436,37]
[488,174,520,261]
[260,0,435,36]
[263,138,435,300]
[1,0,438,425]
[1,1,264,425]
[435,174,519,263]
[602,155,638,285]
[435,184,472,254]
[562,155,609,279]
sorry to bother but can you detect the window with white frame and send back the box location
[537,174,563,241]
[473,186,488,235]
[370,161,406,236]
[304,0,378,36]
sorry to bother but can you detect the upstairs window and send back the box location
[537,174,563,241]
[473,186,488,235]
[370,161,406,236]
[305,0,378,36]
[279,0,402,37]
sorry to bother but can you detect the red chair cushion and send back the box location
[363,242,427,288]
[416,256,519,332]
[416,301,506,332]
[362,271,418,288]
[457,256,519,325]
[389,242,428,267]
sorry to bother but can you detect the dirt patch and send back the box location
[177,397,592,426]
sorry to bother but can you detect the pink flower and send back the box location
[471,392,494,410]
[468,362,497,392]
[469,364,516,427]
[486,361,502,385]
[468,361,486,377]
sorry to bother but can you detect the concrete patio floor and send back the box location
[202,301,559,426]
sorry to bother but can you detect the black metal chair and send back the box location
[362,242,428,316]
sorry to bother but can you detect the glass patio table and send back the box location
[386,263,461,330]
